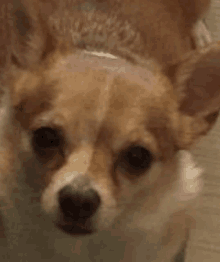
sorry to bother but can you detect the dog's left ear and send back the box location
[171,42,220,148]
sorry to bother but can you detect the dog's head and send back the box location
[5,0,220,236]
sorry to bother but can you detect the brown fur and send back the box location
[1,0,220,262]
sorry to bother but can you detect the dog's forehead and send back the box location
[47,52,177,144]
[51,52,174,108]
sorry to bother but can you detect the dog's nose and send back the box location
[58,185,101,221]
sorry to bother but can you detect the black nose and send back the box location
[58,185,101,221]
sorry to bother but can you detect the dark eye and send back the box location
[32,127,63,157]
[119,146,153,175]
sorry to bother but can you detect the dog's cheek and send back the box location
[109,162,165,231]
[91,191,119,230]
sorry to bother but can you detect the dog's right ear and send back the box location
[169,42,220,148]
[11,0,57,68]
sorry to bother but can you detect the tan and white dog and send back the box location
[0,0,220,261]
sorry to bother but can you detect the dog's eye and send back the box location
[32,127,63,159]
[33,127,61,149]
[119,146,153,175]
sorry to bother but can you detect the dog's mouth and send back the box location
[56,222,93,235]
[56,218,94,235]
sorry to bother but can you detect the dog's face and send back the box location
[10,49,181,234]
[5,0,220,237]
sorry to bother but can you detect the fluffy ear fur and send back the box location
[11,0,57,68]
[172,42,220,148]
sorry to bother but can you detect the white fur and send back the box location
[176,150,203,201]
[83,50,118,60]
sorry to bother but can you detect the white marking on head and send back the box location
[83,50,118,60]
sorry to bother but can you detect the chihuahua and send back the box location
[0,0,219,261]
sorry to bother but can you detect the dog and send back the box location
[0,0,220,261]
